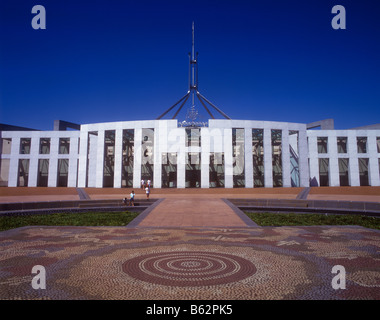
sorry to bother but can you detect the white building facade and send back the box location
[1,119,380,189]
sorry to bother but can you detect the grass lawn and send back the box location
[245,212,380,230]
[0,211,140,232]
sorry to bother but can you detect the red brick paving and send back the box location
[137,198,248,227]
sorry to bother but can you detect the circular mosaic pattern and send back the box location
[122,251,256,287]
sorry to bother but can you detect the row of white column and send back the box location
[7,135,79,187]
[308,134,380,187]
[77,127,310,188]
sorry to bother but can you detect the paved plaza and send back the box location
[0,187,379,300]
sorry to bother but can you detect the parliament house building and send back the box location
[1,24,380,190]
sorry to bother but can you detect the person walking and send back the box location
[145,186,150,199]
[129,190,135,206]
[141,179,145,189]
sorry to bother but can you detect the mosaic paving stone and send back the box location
[122,250,257,287]
[0,225,379,300]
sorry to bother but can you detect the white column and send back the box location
[244,128,253,188]
[177,129,186,188]
[263,128,273,188]
[152,127,161,188]
[113,129,123,188]
[28,136,40,187]
[347,133,360,186]
[328,135,340,187]
[308,135,319,186]
[48,137,59,187]
[95,130,105,188]
[201,127,210,188]
[77,130,89,188]
[67,136,79,187]
[298,129,310,187]
[368,135,380,186]
[224,128,233,188]
[8,137,20,187]
[281,129,291,188]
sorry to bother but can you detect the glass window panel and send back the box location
[338,158,349,186]
[319,158,329,186]
[122,129,134,187]
[210,152,224,188]
[162,152,177,188]
[357,137,367,153]
[59,138,70,154]
[186,128,201,147]
[252,129,264,187]
[186,152,200,188]
[20,138,31,154]
[358,158,369,186]
[141,128,154,185]
[18,159,29,187]
[272,129,282,187]
[37,159,49,187]
[39,138,50,154]
[57,159,69,187]
[233,128,245,188]
[103,130,115,187]
[317,137,328,153]
[337,137,347,153]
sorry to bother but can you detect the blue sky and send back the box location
[0,0,379,130]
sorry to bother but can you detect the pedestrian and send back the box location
[141,179,145,189]
[129,190,135,206]
[147,179,151,188]
[145,186,150,199]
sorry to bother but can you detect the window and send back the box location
[337,137,347,153]
[317,137,328,153]
[141,128,154,185]
[122,129,134,187]
[252,129,264,187]
[377,137,380,153]
[210,152,224,188]
[186,152,200,188]
[338,158,349,186]
[57,159,69,187]
[39,138,50,154]
[162,153,177,188]
[319,158,329,186]
[37,159,49,187]
[103,130,115,187]
[357,137,367,153]
[186,128,201,147]
[272,130,282,187]
[358,158,369,186]
[289,130,300,187]
[233,128,245,187]
[20,138,31,154]
[59,138,70,154]
[18,159,29,187]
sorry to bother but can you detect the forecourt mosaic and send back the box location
[0,225,379,300]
